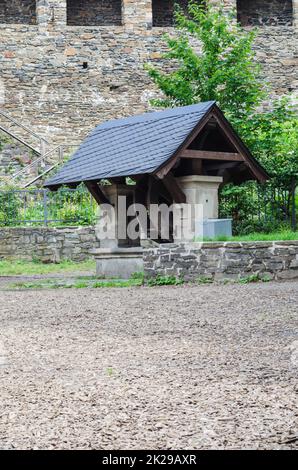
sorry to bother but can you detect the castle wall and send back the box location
[0,0,36,25]
[237,0,293,26]
[152,0,203,27]
[0,0,297,148]
[67,0,122,26]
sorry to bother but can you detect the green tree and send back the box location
[147,0,298,230]
[244,98,298,229]
[146,0,266,125]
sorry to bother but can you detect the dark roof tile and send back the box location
[45,101,215,187]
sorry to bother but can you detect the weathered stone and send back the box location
[144,240,298,281]
[0,0,297,168]
[0,226,100,262]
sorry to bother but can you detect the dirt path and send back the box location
[0,281,297,449]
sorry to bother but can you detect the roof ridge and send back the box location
[93,101,216,133]
[92,111,203,137]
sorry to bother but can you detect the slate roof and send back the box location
[44,101,216,188]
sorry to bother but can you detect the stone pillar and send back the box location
[53,0,67,26]
[175,175,225,241]
[177,175,223,219]
[36,0,51,28]
[210,0,237,13]
[122,0,153,30]
[93,183,144,278]
[95,184,140,249]
[36,0,67,28]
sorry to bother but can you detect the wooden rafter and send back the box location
[180,150,244,162]
[161,172,186,204]
[154,105,269,183]
[154,108,215,179]
[210,108,268,182]
[205,161,240,171]
[84,180,110,205]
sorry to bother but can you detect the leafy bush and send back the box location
[0,184,97,226]
[0,190,20,226]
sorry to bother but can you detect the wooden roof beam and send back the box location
[84,180,111,205]
[205,161,241,171]
[180,150,244,162]
[160,172,186,204]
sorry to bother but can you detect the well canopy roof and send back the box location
[45,101,216,188]
[45,101,268,189]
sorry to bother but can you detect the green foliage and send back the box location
[47,184,97,225]
[0,184,97,227]
[147,275,184,286]
[219,181,294,234]
[198,229,298,242]
[197,276,213,284]
[240,97,298,187]
[146,1,298,231]
[0,189,20,226]
[131,271,145,280]
[10,277,144,290]
[146,0,265,123]
[238,273,271,284]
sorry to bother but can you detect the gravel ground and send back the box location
[0,279,297,450]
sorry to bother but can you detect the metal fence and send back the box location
[0,183,296,232]
[0,187,98,226]
[219,182,297,234]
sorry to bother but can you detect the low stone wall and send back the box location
[143,241,298,281]
[0,226,99,263]
[1,229,298,280]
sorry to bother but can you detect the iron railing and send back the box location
[219,182,297,233]
[0,187,97,226]
[0,109,49,155]
[0,109,77,188]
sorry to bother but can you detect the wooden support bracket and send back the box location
[84,180,110,205]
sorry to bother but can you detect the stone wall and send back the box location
[143,241,298,281]
[152,0,202,27]
[67,0,122,26]
[0,136,35,174]
[237,0,293,26]
[0,0,296,149]
[0,226,99,262]
[0,0,36,25]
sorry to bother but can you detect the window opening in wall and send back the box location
[237,0,293,27]
[67,0,122,26]
[152,0,203,27]
[0,0,36,25]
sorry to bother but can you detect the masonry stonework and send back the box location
[0,1,36,25]
[1,227,297,281]
[0,226,100,262]
[0,1,297,148]
[143,241,298,281]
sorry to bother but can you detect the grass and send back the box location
[10,277,144,290]
[8,274,184,290]
[197,276,214,284]
[198,229,298,243]
[0,258,95,276]
[146,275,184,286]
[8,272,275,290]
